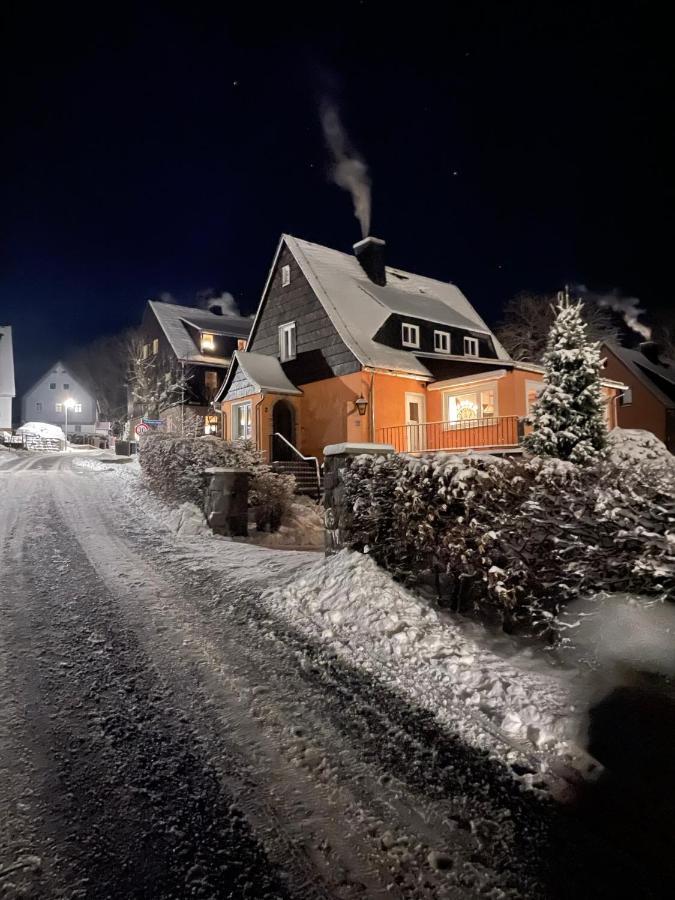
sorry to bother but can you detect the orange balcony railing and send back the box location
[376,415,523,454]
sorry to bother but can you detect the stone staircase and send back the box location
[272,459,322,500]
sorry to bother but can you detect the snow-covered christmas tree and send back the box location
[524,290,607,464]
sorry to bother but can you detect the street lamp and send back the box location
[64,398,76,449]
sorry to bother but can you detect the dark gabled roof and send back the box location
[148,300,251,364]
[246,235,510,379]
[603,341,675,408]
[217,351,302,401]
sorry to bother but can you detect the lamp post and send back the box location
[64,398,76,450]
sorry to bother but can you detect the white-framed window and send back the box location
[279,321,297,361]
[443,382,498,425]
[73,403,82,413]
[152,338,159,355]
[620,388,633,406]
[434,330,450,353]
[63,382,70,389]
[200,332,215,352]
[401,322,420,348]
[525,379,543,415]
[49,382,56,389]
[463,336,479,357]
[232,401,252,440]
[142,344,149,359]
[55,403,63,412]
[281,264,291,287]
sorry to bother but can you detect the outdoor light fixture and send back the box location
[354,395,368,416]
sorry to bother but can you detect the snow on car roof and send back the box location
[283,236,510,377]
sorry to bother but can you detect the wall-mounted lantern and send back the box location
[354,395,368,417]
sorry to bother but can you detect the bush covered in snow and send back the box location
[139,434,295,529]
[341,433,674,638]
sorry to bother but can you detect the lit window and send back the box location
[401,323,420,348]
[237,338,247,351]
[463,336,479,357]
[233,402,252,440]
[152,338,159,355]
[279,322,297,361]
[525,380,543,415]
[201,332,215,352]
[55,403,63,412]
[434,331,450,353]
[444,383,497,425]
[36,402,42,412]
[49,382,56,390]
[142,344,149,359]
[74,403,82,413]
[63,383,70,389]
[620,388,633,406]
[281,264,291,287]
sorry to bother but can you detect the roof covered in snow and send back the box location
[0,326,15,397]
[603,341,675,408]
[149,300,251,364]
[249,236,510,379]
[227,351,302,396]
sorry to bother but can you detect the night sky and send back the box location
[2,2,673,396]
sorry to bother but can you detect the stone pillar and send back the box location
[323,442,395,556]
[204,467,250,537]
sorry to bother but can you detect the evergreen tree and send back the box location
[525,292,607,463]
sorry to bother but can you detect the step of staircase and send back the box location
[272,460,322,499]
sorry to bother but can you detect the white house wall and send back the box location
[22,363,97,433]
[0,396,11,430]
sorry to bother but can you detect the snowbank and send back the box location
[17,421,65,440]
[606,427,675,469]
[263,550,581,763]
[249,496,324,550]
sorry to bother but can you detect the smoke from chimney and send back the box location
[196,290,241,318]
[575,285,652,340]
[320,101,371,238]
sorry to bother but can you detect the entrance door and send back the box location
[272,400,295,445]
[405,392,426,452]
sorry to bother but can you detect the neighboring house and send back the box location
[129,299,251,435]
[22,362,98,435]
[0,326,15,430]
[217,234,625,462]
[601,340,675,453]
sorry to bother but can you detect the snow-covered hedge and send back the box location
[341,432,674,638]
[139,435,295,529]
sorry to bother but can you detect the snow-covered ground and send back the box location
[75,455,592,772]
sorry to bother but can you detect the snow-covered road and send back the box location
[0,453,659,898]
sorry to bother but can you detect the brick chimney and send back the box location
[354,236,386,286]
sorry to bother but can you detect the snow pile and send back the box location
[166,502,212,538]
[250,496,324,549]
[264,550,578,759]
[17,421,65,440]
[606,427,675,469]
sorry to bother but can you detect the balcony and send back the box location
[376,415,524,454]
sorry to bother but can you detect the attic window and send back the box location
[401,323,420,349]
[281,265,291,287]
[620,388,633,406]
[49,382,56,390]
[201,332,215,352]
[63,383,70,390]
[463,336,479,357]
[434,331,450,354]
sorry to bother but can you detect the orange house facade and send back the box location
[218,234,623,464]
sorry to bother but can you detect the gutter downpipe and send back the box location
[255,393,266,458]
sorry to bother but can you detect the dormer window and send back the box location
[434,331,450,354]
[237,338,247,351]
[279,321,296,361]
[401,323,420,348]
[463,336,479,357]
[201,332,215,352]
[281,264,291,287]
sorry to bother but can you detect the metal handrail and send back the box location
[270,432,322,498]
[376,415,523,454]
